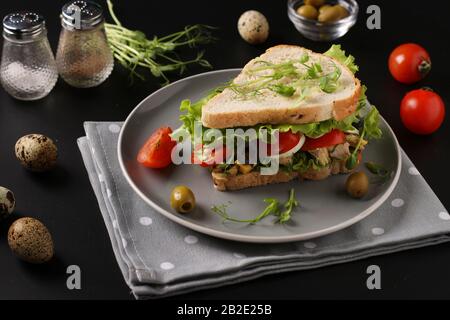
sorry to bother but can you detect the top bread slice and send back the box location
[201,45,361,129]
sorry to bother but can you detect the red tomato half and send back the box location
[137,127,176,168]
[388,43,431,84]
[266,130,302,155]
[302,129,346,151]
[279,131,302,154]
[400,89,445,135]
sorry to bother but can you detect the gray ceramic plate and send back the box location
[118,69,401,243]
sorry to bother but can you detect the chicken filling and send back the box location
[212,133,367,177]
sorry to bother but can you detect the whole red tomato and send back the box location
[137,127,176,168]
[388,43,431,84]
[400,89,445,135]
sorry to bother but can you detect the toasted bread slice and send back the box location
[212,170,299,191]
[212,158,354,191]
[202,45,361,129]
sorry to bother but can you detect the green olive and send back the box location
[335,4,349,19]
[318,4,332,14]
[170,186,196,213]
[297,5,319,20]
[318,5,344,23]
[304,0,325,8]
[345,172,369,199]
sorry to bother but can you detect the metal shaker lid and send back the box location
[3,12,46,40]
[61,0,104,30]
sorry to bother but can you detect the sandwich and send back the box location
[175,45,382,191]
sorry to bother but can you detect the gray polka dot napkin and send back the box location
[78,122,450,299]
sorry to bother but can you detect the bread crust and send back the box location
[202,45,361,129]
[212,171,298,191]
[211,157,356,191]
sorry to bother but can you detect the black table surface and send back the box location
[0,0,449,300]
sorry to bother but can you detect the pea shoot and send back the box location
[211,189,299,225]
[105,0,215,85]
[226,54,342,99]
[365,162,392,183]
[346,107,382,170]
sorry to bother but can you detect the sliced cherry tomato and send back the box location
[137,127,176,168]
[388,43,431,84]
[266,130,301,155]
[191,144,228,167]
[279,131,302,154]
[400,88,445,135]
[302,129,346,151]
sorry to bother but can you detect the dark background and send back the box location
[0,0,449,300]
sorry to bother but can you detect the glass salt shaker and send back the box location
[0,12,58,101]
[56,0,114,88]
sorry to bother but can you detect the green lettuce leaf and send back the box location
[178,89,221,135]
[273,111,359,138]
[324,44,359,74]
[364,106,382,139]
[290,152,328,173]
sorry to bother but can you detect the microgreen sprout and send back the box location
[211,189,299,225]
[224,54,342,99]
[365,162,392,183]
[105,0,215,85]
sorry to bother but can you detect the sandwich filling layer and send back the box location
[173,45,382,191]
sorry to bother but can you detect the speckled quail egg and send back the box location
[237,10,269,44]
[0,186,15,220]
[15,134,58,172]
[8,217,54,264]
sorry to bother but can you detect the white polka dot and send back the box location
[233,253,246,259]
[391,198,404,208]
[91,147,95,154]
[303,242,317,249]
[98,174,104,182]
[109,124,121,133]
[184,235,198,244]
[122,238,127,248]
[139,217,153,226]
[160,262,174,270]
[112,219,118,229]
[106,189,112,198]
[439,212,450,221]
[372,227,385,236]
[408,167,420,176]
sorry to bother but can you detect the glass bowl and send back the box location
[287,0,359,41]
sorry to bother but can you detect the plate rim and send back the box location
[118,69,402,243]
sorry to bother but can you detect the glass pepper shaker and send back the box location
[56,0,114,88]
[0,12,58,101]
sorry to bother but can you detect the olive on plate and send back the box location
[171,186,196,213]
[345,171,369,199]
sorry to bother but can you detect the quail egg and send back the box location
[8,217,54,264]
[0,186,15,220]
[237,10,269,44]
[15,134,58,172]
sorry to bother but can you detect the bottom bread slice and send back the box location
[212,171,299,191]
[211,159,353,191]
